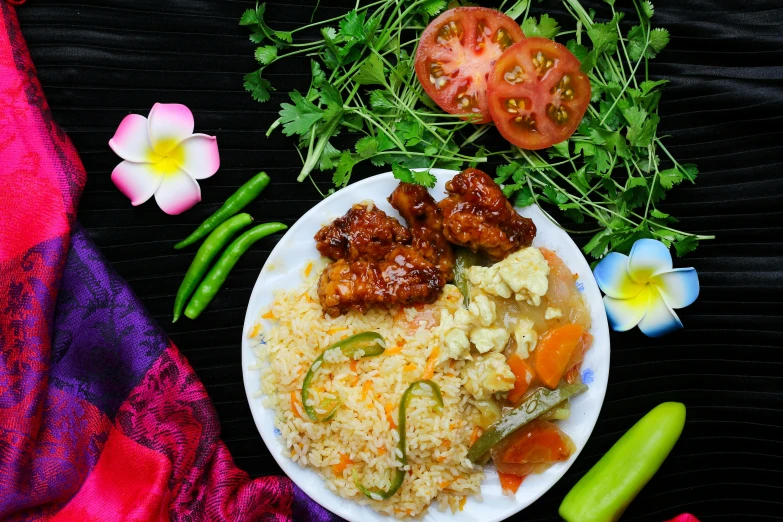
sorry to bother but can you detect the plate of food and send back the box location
[242,168,609,521]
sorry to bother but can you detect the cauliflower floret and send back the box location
[453,307,473,330]
[513,318,538,359]
[467,265,512,299]
[443,329,471,362]
[545,306,563,320]
[470,327,510,354]
[468,293,496,327]
[462,353,516,400]
[436,309,472,364]
[497,247,550,306]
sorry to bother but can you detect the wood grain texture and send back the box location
[16,1,783,520]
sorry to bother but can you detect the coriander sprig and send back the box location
[240,0,712,258]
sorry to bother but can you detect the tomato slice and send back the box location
[490,420,575,476]
[415,7,525,124]
[487,37,591,150]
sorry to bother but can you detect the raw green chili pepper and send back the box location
[453,248,485,306]
[355,380,444,500]
[183,222,287,319]
[301,332,386,422]
[172,213,253,323]
[174,171,270,249]
[467,382,587,463]
[559,402,686,522]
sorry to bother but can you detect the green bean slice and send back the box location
[467,382,587,463]
[355,380,444,500]
[302,332,386,422]
[453,248,485,306]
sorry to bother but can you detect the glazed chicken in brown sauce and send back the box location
[315,171,536,316]
[439,168,536,260]
[388,182,454,279]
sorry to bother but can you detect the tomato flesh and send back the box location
[490,420,575,476]
[487,38,591,149]
[415,7,525,124]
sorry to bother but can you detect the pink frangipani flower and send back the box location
[109,103,219,215]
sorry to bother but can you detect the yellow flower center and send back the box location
[147,142,185,176]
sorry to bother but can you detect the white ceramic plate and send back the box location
[242,169,610,522]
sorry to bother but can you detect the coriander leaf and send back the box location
[625,108,659,148]
[591,128,631,159]
[622,176,649,209]
[680,163,698,183]
[599,99,621,128]
[514,186,535,207]
[310,60,325,88]
[243,70,274,102]
[583,230,612,258]
[239,8,258,26]
[391,163,414,183]
[626,25,647,61]
[339,10,367,42]
[673,235,698,256]
[318,141,342,170]
[649,28,670,56]
[412,169,437,188]
[642,1,655,18]
[575,141,595,157]
[496,162,520,184]
[551,140,570,158]
[505,0,529,20]
[273,30,292,43]
[559,202,585,224]
[333,152,358,187]
[355,136,378,159]
[658,167,684,190]
[640,79,668,95]
[369,90,396,111]
[566,40,596,73]
[420,0,447,18]
[255,45,277,65]
[570,165,592,192]
[319,83,343,107]
[603,0,616,6]
[279,91,324,136]
[376,132,396,152]
[587,18,619,55]
[521,14,560,39]
[354,53,386,85]
[502,182,522,198]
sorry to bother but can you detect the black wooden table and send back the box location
[17,1,783,520]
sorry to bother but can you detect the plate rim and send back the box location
[241,169,610,522]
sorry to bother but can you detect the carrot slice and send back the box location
[421,345,440,380]
[291,390,302,419]
[535,324,585,389]
[498,472,525,494]
[331,453,352,475]
[507,354,536,405]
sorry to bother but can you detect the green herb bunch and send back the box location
[241,0,494,192]
[241,0,713,259]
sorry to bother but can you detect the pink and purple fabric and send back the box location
[0,3,339,521]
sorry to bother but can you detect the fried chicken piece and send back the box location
[438,168,536,260]
[388,182,455,279]
[317,246,444,317]
[314,203,411,261]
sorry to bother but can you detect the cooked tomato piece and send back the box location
[415,7,525,123]
[487,38,591,149]
[498,471,526,494]
[490,420,575,476]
